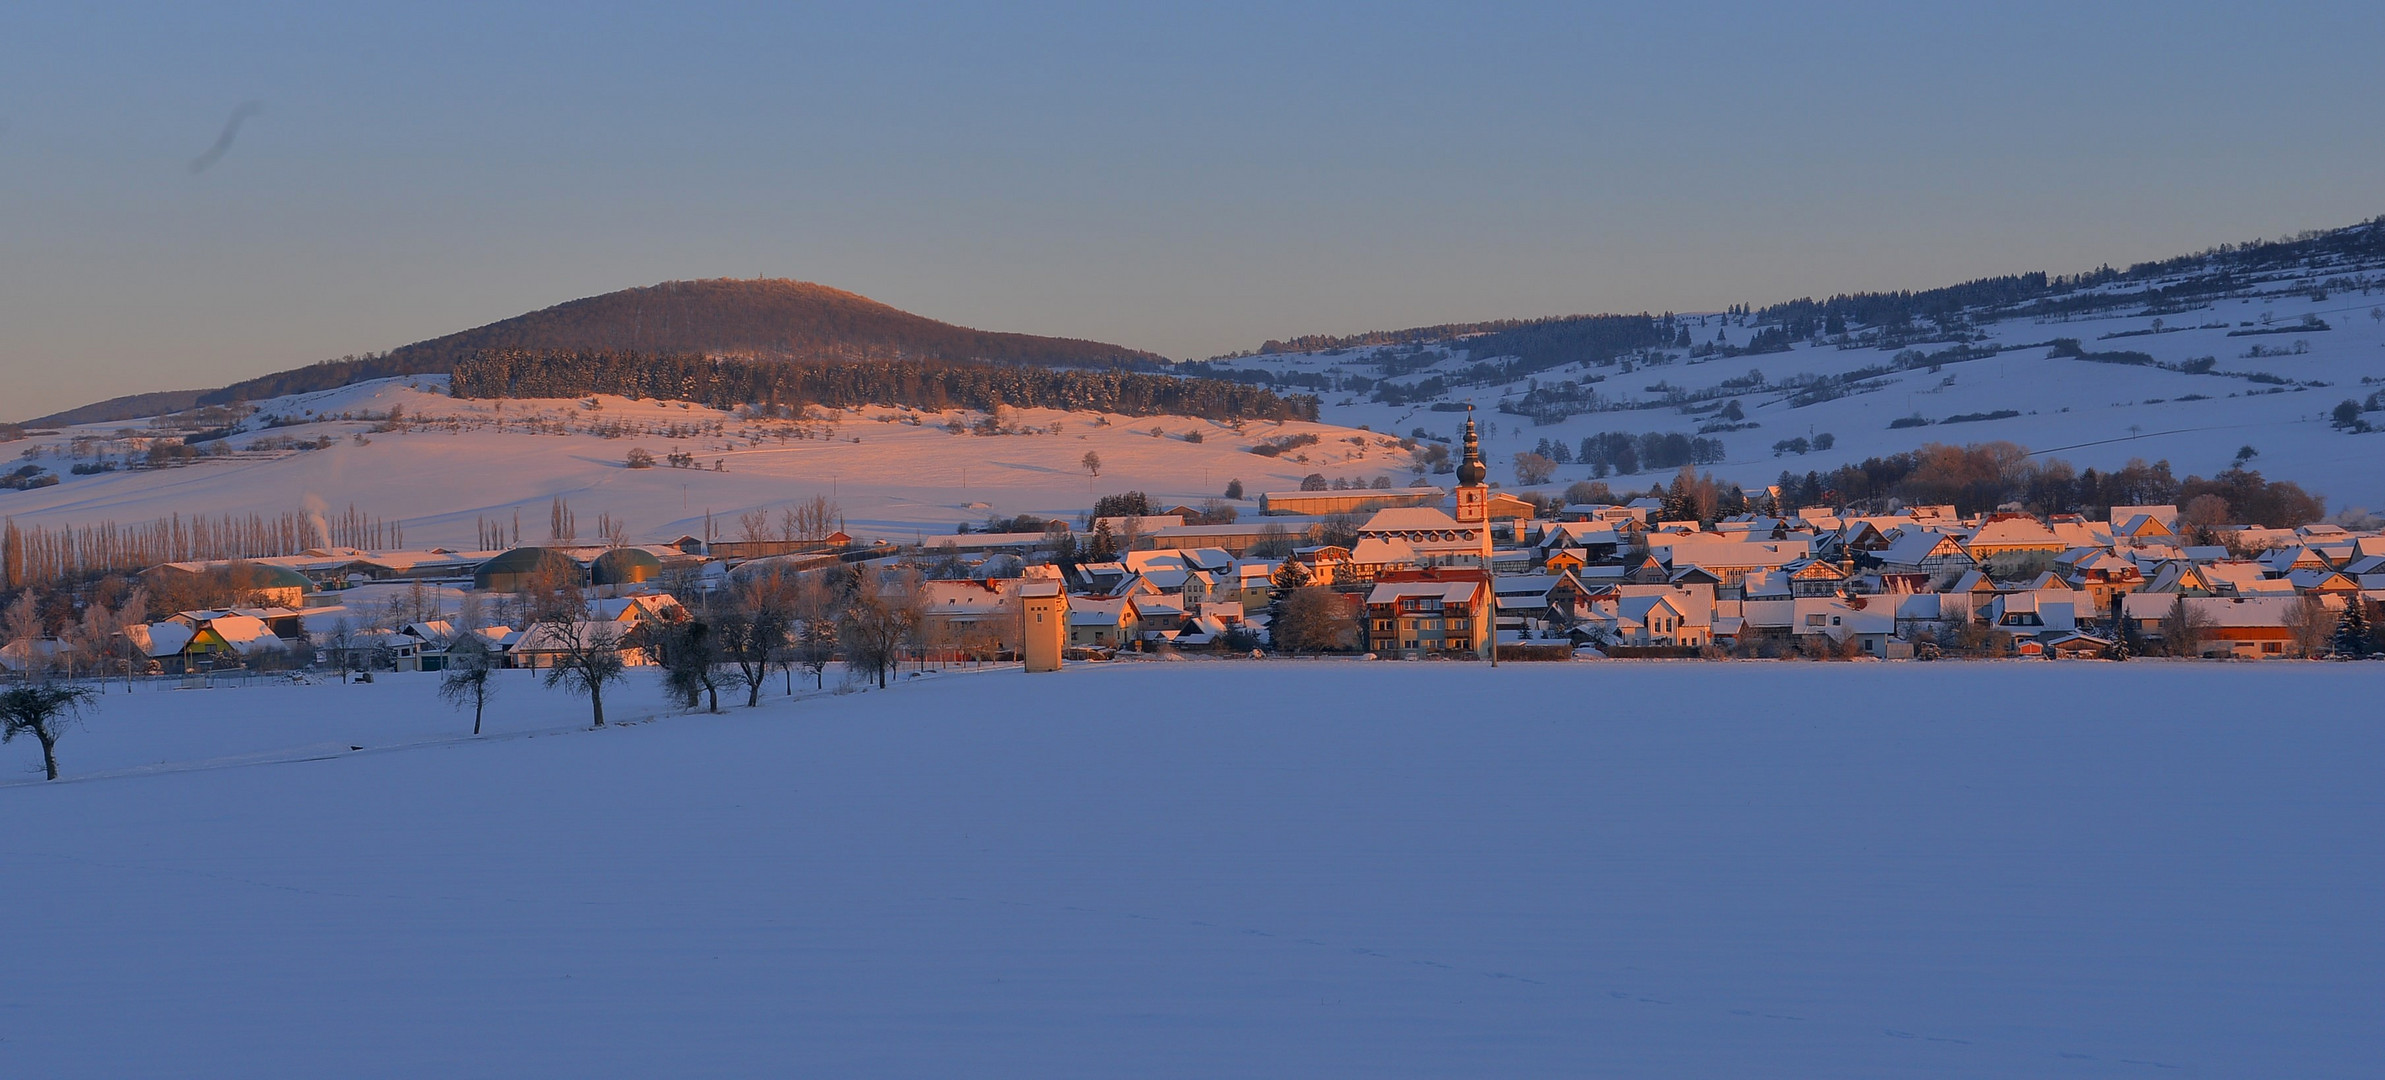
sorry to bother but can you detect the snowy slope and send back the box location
[1239,277,2385,512]
[0,377,1411,546]
[2,661,2379,1077]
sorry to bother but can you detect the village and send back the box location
[5,413,2381,709]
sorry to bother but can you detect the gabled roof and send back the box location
[1873,527,1966,567]
[127,622,195,658]
[2182,595,2307,628]
[1358,506,1464,533]
[1964,517,2065,549]
[1347,536,1421,566]
[2287,567,2357,591]
[1066,595,1137,625]
[918,579,1010,617]
[2114,513,2174,538]
[2110,504,2180,530]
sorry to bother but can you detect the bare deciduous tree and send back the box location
[439,633,500,735]
[738,509,774,544]
[2,683,94,781]
[839,569,921,689]
[790,571,844,690]
[716,603,787,707]
[651,612,723,713]
[533,602,628,727]
[2284,595,2336,658]
[2161,597,2212,658]
[1272,586,1358,655]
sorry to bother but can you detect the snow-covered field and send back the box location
[0,378,1406,546]
[3,661,2378,1077]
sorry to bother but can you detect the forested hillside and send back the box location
[450,349,1318,421]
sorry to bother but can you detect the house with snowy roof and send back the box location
[2172,596,2310,658]
[508,618,641,669]
[2109,504,2180,532]
[1066,595,1141,649]
[1354,506,1490,563]
[1962,516,2069,560]
[1870,527,1974,578]
[1983,591,2079,638]
[1787,596,1905,658]
[2056,548,2144,612]
[2286,567,2360,599]
[1642,537,1809,595]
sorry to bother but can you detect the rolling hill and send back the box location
[1200,216,2385,516]
[26,279,1168,426]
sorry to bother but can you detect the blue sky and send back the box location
[4,1,2381,419]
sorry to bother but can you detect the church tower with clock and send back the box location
[1453,407,1492,568]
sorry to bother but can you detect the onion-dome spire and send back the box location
[1456,407,1487,487]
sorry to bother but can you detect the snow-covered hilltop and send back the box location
[1198,220,2385,514]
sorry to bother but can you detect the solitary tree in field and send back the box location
[653,615,724,713]
[533,604,627,727]
[1081,451,1102,477]
[439,633,500,736]
[715,606,786,708]
[839,570,921,689]
[790,571,844,691]
[2,683,94,781]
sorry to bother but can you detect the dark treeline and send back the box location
[1255,319,1545,355]
[1575,431,1728,476]
[1249,313,1667,372]
[1234,218,2385,376]
[1757,216,2385,332]
[450,349,1320,422]
[1454,314,1669,375]
[1770,441,2326,525]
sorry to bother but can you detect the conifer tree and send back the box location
[2335,601,2373,658]
[1267,559,1312,628]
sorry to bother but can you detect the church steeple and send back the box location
[1451,405,1497,663]
[1456,410,1487,487]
